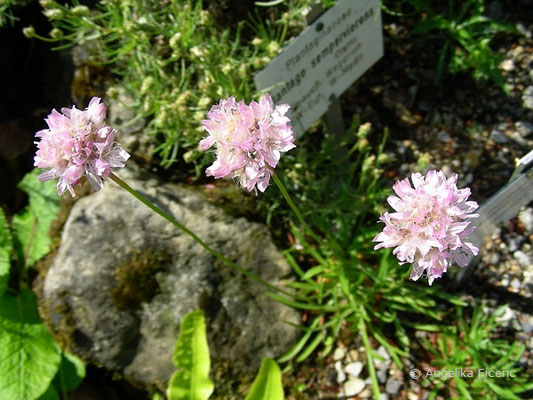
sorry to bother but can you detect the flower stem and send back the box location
[109,173,290,296]
[272,171,321,244]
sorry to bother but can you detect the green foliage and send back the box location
[0,289,61,400]
[0,208,11,295]
[33,0,316,172]
[388,0,516,90]
[167,310,286,399]
[420,304,533,399]
[0,170,84,400]
[12,169,60,267]
[245,358,284,400]
[168,310,215,400]
[51,351,86,395]
[0,0,32,27]
[268,119,472,398]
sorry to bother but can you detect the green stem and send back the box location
[271,171,321,244]
[109,173,291,296]
[359,310,381,400]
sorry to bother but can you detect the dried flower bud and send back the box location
[71,5,90,16]
[43,8,63,20]
[140,76,155,95]
[268,41,280,56]
[49,28,63,39]
[221,63,232,74]
[169,32,182,49]
[23,26,35,38]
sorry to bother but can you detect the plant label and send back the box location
[254,0,383,138]
[466,150,533,266]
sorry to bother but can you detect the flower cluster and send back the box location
[200,94,295,193]
[373,170,479,285]
[34,97,130,196]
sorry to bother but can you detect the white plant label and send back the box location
[465,150,533,265]
[254,0,383,138]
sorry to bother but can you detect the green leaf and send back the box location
[167,310,214,400]
[484,379,522,400]
[12,169,60,267]
[412,16,451,34]
[0,208,12,295]
[52,351,86,393]
[37,385,60,400]
[245,358,284,400]
[0,289,62,400]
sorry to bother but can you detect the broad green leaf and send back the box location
[167,310,214,400]
[0,208,12,295]
[245,358,284,400]
[12,169,60,267]
[0,289,61,400]
[52,351,86,393]
[37,385,60,400]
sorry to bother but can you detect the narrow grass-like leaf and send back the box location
[245,358,284,400]
[295,332,324,362]
[278,317,321,363]
[167,310,214,400]
[267,293,338,312]
[484,379,521,400]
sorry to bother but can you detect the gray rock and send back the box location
[515,121,533,137]
[510,278,521,289]
[523,86,533,110]
[373,346,391,369]
[513,250,531,268]
[437,130,451,143]
[377,368,388,384]
[508,237,523,252]
[490,129,508,143]
[107,89,149,156]
[385,379,402,395]
[43,166,299,389]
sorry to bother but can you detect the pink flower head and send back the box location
[34,97,130,196]
[373,170,479,285]
[200,94,295,193]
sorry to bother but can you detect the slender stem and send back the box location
[359,309,381,400]
[109,173,291,296]
[271,171,321,244]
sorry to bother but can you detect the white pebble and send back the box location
[344,378,365,396]
[333,347,347,361]
[518,208,533,232]
[335,361,346,384]
[514,250,531,268]
[345,361,364,377]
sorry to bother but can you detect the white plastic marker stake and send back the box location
[254,0,383,138]
[303,1,345,135]
[455,149,533,284]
